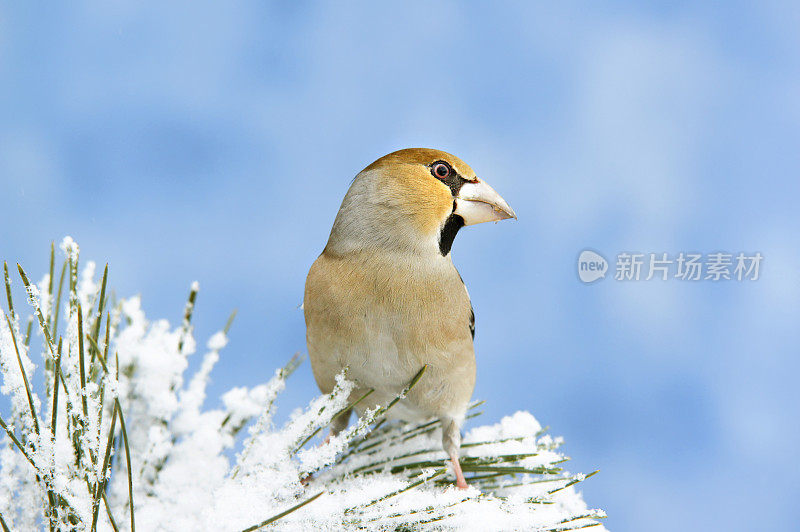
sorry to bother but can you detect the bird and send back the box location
[303,148,516,489]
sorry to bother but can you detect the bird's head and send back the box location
[325,148,516,257]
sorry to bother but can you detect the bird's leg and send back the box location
[326,407,352,444]
[441,417,468,489]
[301,407,353,485]
[449,451,468,490]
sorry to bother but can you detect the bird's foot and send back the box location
[450,452,469,490]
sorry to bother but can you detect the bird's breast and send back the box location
[304,250,475,419]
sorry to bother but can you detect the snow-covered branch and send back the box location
[0,239,606,531]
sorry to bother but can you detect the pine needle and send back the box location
[4,314,40,436]
[241,491,324,532]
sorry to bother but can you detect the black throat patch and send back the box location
[439,212,465,256]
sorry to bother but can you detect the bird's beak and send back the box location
[454,179,517,226]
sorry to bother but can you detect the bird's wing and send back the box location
[469,304,475,340]
[455,268,475,340]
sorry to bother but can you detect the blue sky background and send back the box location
[2,2,799,530]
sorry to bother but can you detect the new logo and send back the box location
[578,250,608,283]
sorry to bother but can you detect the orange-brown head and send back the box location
[325,148,515,257]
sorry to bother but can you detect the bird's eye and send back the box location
[432,162,451,180]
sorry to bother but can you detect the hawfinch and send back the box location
[304,148,516,489]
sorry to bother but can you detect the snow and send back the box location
[207,331,228,351]
[0,245,607,531]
